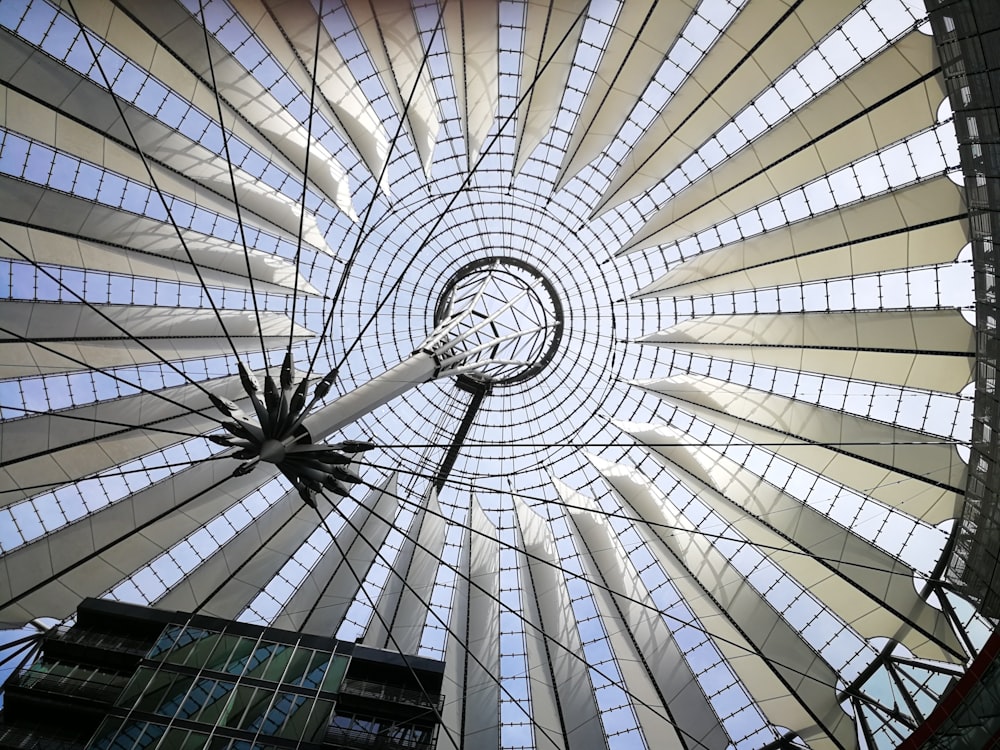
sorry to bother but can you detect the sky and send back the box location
[0,0,987,747]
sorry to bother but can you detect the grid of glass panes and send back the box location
[94,624,348,748]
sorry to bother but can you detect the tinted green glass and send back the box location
[238,686,278,730]
[222,685,257,728]
[280,697,333,742]
[163,627,214,666]
[260,643,293,682]
[148,625,181,660]
[297,650,329,689]
[304,698,335,742]
[204,634,240,672]
[163,727,210,750]
[89,716,127,750]
[193,680,235,726]
[321,655,349,692]
[116,667,152,709]
[179,632,222,668]
[154,674,194,717]
[131,670,178,713]
[278,694,314,741]
[281,646,314,686]
[101,720,164,750]
[177,677,216,720]
[241,643,276,679]
[224,636,258,676]
[254,691,301,736]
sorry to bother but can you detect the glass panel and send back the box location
[224,636,259,676]
[177,678,217,721]
[90,717,127,750]
[260,642,294,682]
[254,691,301,736]
[133,722,166,750]
[214,741,282,750]
[331,713,353,730]
[132,671,177,712]
[238,686,279,730]
[147,625,182,660]
[240,643,276,679]
[278,695,323,742]
[304,699,334,742]
[321,655,349,693]
[194,680,236,726]
[282,647,314,686]
[297,651,330,689]
[222,685,258,728]
[180,632,222,668]
[100,721,164,750]
[204,634,241,672]
[164,627,213,666]
[161,728,208,750]
[154,674,195,718]
[121,673,147,712]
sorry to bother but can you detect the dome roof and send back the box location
[0,0,996,747]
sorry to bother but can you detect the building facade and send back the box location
[0,599,443,750]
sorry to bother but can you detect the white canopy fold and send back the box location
[364,485,447,654]
[442,500,501,750]
[630,374,967,524]
[639,309,975,393]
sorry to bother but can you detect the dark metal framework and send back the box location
[928,0,1000,617]
[0,0,997,747]
[432,256,565,386]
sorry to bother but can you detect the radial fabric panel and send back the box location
[0,0,992,748]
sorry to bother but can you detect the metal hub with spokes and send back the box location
[209,353,373,507]
[431,257,563,386]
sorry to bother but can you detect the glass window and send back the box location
[193,680,235,726]
[244,643,277,679]
[177,677,216,720]
[260,642,293,682]
[161,728,209,750]
[153,674,195,718]
[212,741,282,750]
[223,636,258,675]
[179,631,222,668]
[130,722,165,750]
[254,691,301,736]
[131,670,180,713]
[204,634,241,672]
[148,625,181,660]
[90,717,127,750]
[231,642,275,679]
[281,646,314,686]
[117,668,152,710]
[92,720,165,750]
[280,697,333,742]
[237,686,279,731]
[163,627,215,666]
[321,655,349,693]
[296,651,330,689]
[221,685,258,729]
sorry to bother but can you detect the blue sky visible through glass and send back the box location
[0,0,986,747]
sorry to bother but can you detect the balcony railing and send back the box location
[337,678,442,710]
[323,725,434,750]
[0,725,88,750]
[6,667,127,705]
[45,626,151,656]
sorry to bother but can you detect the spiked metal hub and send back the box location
[209,353,374,507]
